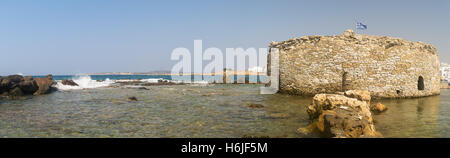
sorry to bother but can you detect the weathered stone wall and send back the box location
[270,30,440,98]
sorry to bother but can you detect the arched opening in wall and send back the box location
[342,72,348,91]
[418,76,424,91]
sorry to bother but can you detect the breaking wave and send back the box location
[55,75,114,90]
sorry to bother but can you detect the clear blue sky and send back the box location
[1,0,449,75]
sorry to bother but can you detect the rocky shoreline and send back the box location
[0,75,56,98]
[2,75,390,138]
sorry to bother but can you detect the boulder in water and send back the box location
[0,74,56,97]
[61,79,79,86]
[0,75,24,90]
[306,90,382,138]
[371,102,388,113]
[33,75,56,95]
[18,80,39,94]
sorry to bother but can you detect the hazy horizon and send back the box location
[1,0,449,76]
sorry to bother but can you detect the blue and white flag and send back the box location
[357,22,367,30]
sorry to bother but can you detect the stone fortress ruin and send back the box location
[268,29,440,98]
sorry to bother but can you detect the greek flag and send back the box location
[357,22,367,30]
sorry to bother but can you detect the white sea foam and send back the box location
[55,75,114,90]
[188,80,211,86]
[171,80,210,85]
[141,78,164,83]
[115,78,165,83]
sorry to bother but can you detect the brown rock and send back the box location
[46,74,53,80]
[4,75,24,84]
[344,90,371,102]
[0,75,56,97]
[321,110,382,138]
[371,102,388,113]
[306,91,382,138]
[61,79,79,86]
[0,77,5,94]
[8,87,24,96]
[18,80,39,94]
[1,75,25,94]
[33,77,56,95]
[1,78,13,92]
[316,110,336,132]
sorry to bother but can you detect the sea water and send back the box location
[0,75,449,138]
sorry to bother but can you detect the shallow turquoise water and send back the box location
[0,84,449,138]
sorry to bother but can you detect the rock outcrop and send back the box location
[0,75,56,97]
[61,79,79,86]
[271,29,440,98]
[33,75,56,95]
[306,90,382,138]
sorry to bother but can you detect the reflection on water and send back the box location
[0,85,449,138]
[374,89,450,138]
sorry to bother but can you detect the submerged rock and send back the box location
[371,102,388,113]
[61,79,79,86]
[126,96,138,101]
[138,87,149,90]
[245,103,264,108]
[306,90,382,138]
[266,112,290,119]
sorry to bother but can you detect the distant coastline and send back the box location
[88,70,265,76]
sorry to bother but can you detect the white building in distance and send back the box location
[248,66,266,73]
[441,62,450,81]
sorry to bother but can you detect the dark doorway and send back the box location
[418,76,424,90]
